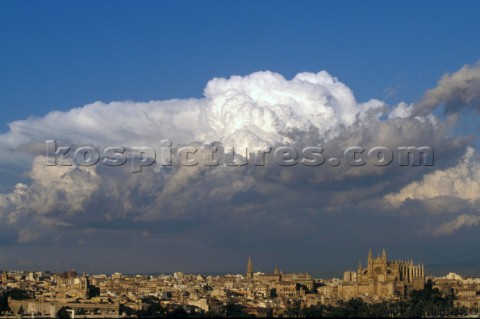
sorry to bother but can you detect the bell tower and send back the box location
[246,257,253,279]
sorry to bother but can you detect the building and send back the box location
[274,282,297,298]
[246,257,253,279]
[343,271,357,283]
[454,290,480,310]
[9,299,120,318]
[335,249,425,301]
[245,258,314,297]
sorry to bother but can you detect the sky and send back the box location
[0,1,480,274]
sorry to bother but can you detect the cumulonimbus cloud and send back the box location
[0,70,384,160]
[0,66,477,245]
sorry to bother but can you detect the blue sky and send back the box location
[1,1,480,125]
[0,1,480,273]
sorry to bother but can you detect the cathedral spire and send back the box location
[368,249,373,263]
[382,249,387,261]
[246,257,253,279]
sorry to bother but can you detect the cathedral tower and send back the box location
[246,257,253,279]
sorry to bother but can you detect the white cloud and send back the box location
[385,147,480,207]
[0,71,386,167]
[0,68,474,244]
[432,214,480,236]
[388,102,413,119]
[201,71,383,149]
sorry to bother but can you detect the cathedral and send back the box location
[338,249,425,300]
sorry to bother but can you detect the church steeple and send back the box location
[382,249,387,261]
[246,257,253,279]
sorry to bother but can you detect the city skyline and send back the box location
[2,248,478,317]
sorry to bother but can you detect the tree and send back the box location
[57,306,71,319]
[87,286,100,298]
[302,305,325,318]
[286,299,302,318]
[166,307,188,318]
